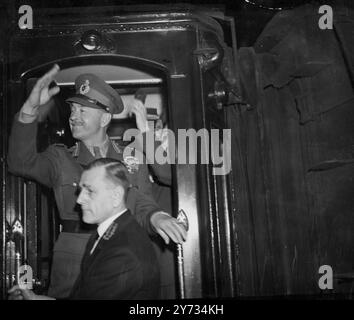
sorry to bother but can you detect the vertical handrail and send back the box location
[176,209,189,299]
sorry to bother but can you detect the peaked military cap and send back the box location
[66,74,124,114]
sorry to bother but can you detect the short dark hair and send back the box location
[85,158,130,200]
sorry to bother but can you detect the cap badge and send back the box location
[79,79,90,95]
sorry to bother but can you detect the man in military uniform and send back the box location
[7,64,186,298]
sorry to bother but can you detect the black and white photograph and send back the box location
[0,0,353,309]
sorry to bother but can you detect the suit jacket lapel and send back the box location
[84,210,130,269]
[86,222,116,263]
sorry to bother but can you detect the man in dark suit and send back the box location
[9,158,160,300]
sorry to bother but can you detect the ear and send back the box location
[111,185,124,207]
[100,112,112,128]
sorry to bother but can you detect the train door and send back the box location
[1,5,240,299]
[174,13,241,298]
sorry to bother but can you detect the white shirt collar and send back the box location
[97,208,127,238]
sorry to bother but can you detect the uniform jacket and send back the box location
[7,116,161,234]
[70,210,160,300]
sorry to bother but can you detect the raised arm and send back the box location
[7,65,61,187]
[129,98,172,186]
[129,99,186,244]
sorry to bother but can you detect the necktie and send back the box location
[93,146,102,159]
[90,231,100,255]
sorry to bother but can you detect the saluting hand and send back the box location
[129,99,150,133]
[20,64,61,121]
